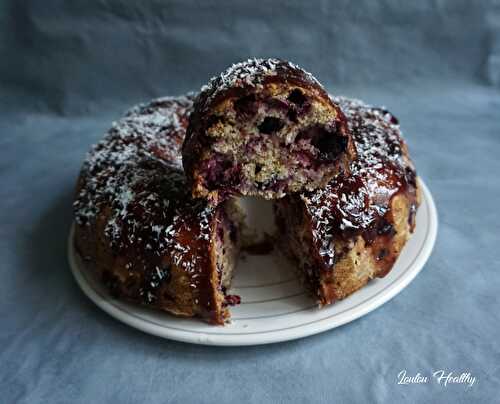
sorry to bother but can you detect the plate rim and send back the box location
[68,178,438,346]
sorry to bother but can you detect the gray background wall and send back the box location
[1,0,498,115]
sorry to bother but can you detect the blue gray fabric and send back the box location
[1,1,499,403]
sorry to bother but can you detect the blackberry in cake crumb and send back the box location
[287,89,307,106]
[234,94,257,116]
[258,117,285,134]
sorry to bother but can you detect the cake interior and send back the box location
[214,199,245,311]
[200,86,348,199]
[273,197,322,298]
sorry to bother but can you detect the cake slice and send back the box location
[182,58,355,205]
[73,96,244,324]
[274,96,420,304]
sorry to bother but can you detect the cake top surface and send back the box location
[302,96,418,265]
[74,95,194,228]
[198,58,322,106]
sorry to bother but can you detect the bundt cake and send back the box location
[274,96,420,305]
[73,95,244,325]
[72,90,419,325]
[182,58,356,204]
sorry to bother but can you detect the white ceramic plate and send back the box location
[68,178,437,346]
